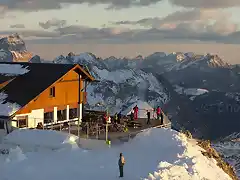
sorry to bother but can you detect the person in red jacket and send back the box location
[156,106,161,120]
[103,113,108,124]
[133,105,139,120]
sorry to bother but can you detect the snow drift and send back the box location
[0,128,231,180]
[0,129,79,152]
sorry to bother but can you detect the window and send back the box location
[44,112,53,124]
[50,87,55,97]
[57,109,66,121]
[69,108,78,119]
[17,116,28,128]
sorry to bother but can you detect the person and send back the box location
[118,153,126,178]
[156,106,161,120]
[130,110,134,121]
[117,111,122,124]
[114,113,118,123]
[146,110,151,125]
[133,105,139,120]
[36,122,43,129]
[160,112,163,125]
[103,113,108,124]
[160,111,164,125]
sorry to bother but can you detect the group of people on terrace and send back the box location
[103,105,164,125]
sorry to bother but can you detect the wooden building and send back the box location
[0,62,95,129]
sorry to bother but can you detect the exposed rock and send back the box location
[0,34,32,62]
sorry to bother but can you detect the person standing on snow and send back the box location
[146,110,151,125]
[133,105,139,120]
[118,153,126,178]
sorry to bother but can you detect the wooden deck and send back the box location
[64,114,171,143]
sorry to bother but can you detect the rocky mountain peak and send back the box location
[207,54,230,68]
[0,34,32,62]
[0,33,26,52]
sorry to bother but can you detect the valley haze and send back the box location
[27,43,240,64]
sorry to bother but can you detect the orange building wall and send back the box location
[16,69,86,115]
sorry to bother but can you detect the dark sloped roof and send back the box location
[0,62,77,107]
[0,74,16,84]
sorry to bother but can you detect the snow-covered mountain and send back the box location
[0,36,239,177]
[50,52,239,135]
[50,52,239,137]
[0,34,32,62]
[53,52,168,114]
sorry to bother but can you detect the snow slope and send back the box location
[0,128,231,180]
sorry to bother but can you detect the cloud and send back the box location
[1,19,240,44]
[10,24,25,28]
[0,30,60,38]
[113,9,237,35]
[0,0,62,11]
[169,0,240,9]
[55,25,130,39]
[23,27,240,44]
[20,30,60,37]
[0,0,163,11]
[39,18,66,29]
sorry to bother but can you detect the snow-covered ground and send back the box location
[0,128,231,180]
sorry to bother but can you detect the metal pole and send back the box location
[77,74,81,141]
[77,118,80,138]
[106,122,108,142]
[68,121,71,134]
[105,106,109,142]
[87,122,89,139]
[96,123,98,139]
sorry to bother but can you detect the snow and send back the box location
[0,129,79,152]
[174,85,209,97]
[184,88,209,96]
[0,92,21,116]
[93,66,134,84]
[0,63,29,76]
[122,100,155,119]
[0,128,231,180]
[72,52,96,64]
[0,49,7,57]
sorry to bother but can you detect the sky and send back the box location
[1,0,240,62]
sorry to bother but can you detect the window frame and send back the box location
[49,86,55,97]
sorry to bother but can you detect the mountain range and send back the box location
[0,34,239,177]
